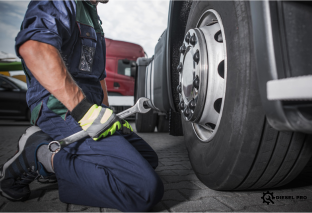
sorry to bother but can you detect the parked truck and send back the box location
[135,1,312,190]
[105,38,145,118]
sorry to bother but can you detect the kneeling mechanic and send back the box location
[0,0,164,211]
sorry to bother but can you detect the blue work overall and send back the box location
[15,1,164,211]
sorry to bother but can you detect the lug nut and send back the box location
[179,44,186,54]
[189,99,196,110]
[177,84,182,93]
[179,101,185,110]
[185,32,191,44]
[177,62,183,73]
[184,107,190,117]
[190,34,197,46]
[193,50,200,64]
[193,75,199,90]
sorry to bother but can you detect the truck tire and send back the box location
[135,58,157,133]
[157,115,169,133]
[26,108,31,121]
[136,112,157,133]
[180,1,312,190]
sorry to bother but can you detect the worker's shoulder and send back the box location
[27,0,77,16]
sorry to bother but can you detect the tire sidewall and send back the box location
[182,1,265,190]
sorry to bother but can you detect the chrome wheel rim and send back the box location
[177,9,227,142]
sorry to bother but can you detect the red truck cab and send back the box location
[105,38,145,97]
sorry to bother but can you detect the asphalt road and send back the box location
[0,119,312,212]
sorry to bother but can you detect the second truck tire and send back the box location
[135,112,157,133]
[135,58,157,133]
[157,115,169,133]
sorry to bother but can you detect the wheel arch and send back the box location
[250,1,312,134]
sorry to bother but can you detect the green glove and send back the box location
[71,98,132,141]
[121,119,133,134]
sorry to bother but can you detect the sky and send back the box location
[0,0,170,59]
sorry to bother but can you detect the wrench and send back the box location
[48,97,151,153]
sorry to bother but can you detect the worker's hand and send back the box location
[71,98,123,141]
[79,105,121,140]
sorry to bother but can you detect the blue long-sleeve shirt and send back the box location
[15,0,107,120]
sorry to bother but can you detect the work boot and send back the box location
[37,174,57,184]
[0,126,53,201]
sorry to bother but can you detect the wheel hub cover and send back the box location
[178,29,208,122]
[177,9,227,142]
[182,48,197,103]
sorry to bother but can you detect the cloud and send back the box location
[0,1,28,55]
[0,22,20,38]
[0,0,170,58]
[97,0,170,57]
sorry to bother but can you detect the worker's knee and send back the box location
[131,172,164,212]
[146,172,164,203]
[150,151,159,169]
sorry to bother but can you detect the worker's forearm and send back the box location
[19,40,84,111]
[100,79,109,106]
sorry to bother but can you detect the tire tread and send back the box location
[236,125,312,190]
